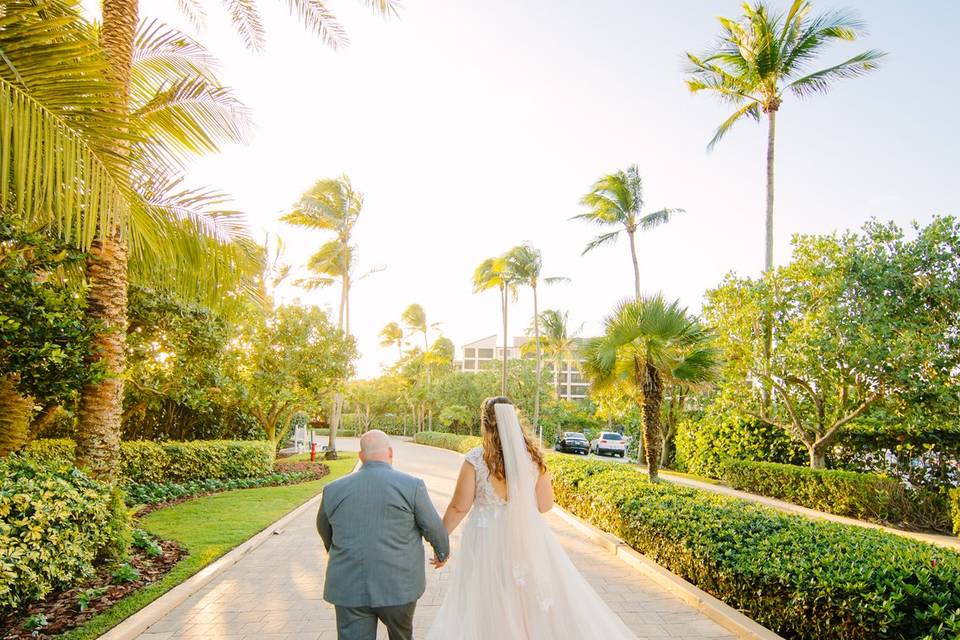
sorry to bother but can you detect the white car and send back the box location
[591,431,626,458]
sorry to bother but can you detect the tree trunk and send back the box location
[0,376,33,457]
[533,285,542,444]
[75,0,138,482]
[501,285,508,397]
[424,331,432,431]
[640,365,664,482]
[627,228,640,300]
[555,356,562,400]
[809,444,826,470]
[760,108,778,416]
[30,404,62,439]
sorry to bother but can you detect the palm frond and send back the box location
[638,208,684,231]
[582,231,620,255]
[0,1,133,248]
[707,101,761,151]
[281,0,349,49]
[177,0,208,29]
[222,0,266,51]
[132,20,218,94]
[787,50,885,98]
[359,0,402,17]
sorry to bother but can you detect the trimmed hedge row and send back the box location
[548,455,960,640]
[21,439,275,484]
[0,458,130,610]
[125,470,322,506]
[952,489,960,536]
[413,431,482,454]
[723,459,951,532]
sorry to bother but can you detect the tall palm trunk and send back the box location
[326,273,349,460]
[500,285,508,396]
[76,0,137,481]
[627,228,640,299]
[532,286,542,444]
[760,107,778,416]
[640,363,664,482]
[424,331,432,430]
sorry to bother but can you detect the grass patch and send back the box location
[59,454,356,640]
[659,468,722,485]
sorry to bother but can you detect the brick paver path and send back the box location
[137,439,737,640]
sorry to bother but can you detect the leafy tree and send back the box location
[379,322,405,357]
[472,256,515,396]
[574,166,681,299]
[685,0,884,271]
[704,217,960,468]
[526,309,580,401]
[583,296,720,480]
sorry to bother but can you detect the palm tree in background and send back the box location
[1,2,261,478]
[283,175,366,458]
[401,304,438,430]
[526,310,581,401]
[473,256,515,397]
[582,296,720,481]
[574,166,682,300]
[685,0,884,272]
[379,322,405,358]
[504,243,568,442]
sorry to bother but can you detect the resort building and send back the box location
[460,335,590,401]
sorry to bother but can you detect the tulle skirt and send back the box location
[426,504,637,640]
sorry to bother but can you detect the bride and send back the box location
[426,397,637,640]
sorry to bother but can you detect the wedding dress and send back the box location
[426,404,637,640]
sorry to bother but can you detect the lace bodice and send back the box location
[465,447,507,507]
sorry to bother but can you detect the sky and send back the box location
[83,0,960,378]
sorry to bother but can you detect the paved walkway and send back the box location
[136,439,737,640]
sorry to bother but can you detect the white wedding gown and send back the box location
[427,404,637,640]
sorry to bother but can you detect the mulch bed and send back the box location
[0,539,185,639]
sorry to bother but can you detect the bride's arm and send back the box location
[442,461,476,534]
[536,469,554,513]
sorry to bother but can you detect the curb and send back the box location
[98,464,358,640]
[552,506,783,640]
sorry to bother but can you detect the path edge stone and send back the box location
[97,461,360,640]
[552,506,784,640]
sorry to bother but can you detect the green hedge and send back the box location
[952,489,960,536]
[722,459,951,532]
[548,455,960,640]
[21,439,275,484]
[0,458,130,610]
[125,471,317,505]
[413,431,482,454]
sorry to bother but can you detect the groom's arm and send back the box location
[316,494,332,552]
[413,479,450,563]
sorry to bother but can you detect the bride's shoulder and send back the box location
[464,446,484,466]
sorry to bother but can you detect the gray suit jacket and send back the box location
[316,461,450,608]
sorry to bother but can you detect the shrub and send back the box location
[548,455,960,640]
[21,439,275,485]
[952,489,960,536]
[124,470,323,506]
[722,459,951,532]
[0,458,131,610]
[414,431,482,454]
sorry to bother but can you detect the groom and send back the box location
[316,430,450,640]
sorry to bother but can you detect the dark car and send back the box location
[554,432,590,455]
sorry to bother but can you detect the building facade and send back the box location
[460,335,589,401]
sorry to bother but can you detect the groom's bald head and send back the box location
[359,430,393,465]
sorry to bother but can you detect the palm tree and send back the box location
[574,166,682,299]
[504,244,568,442]
[685,0,884,272]
[1,3,260,478]
[282,175,364,458]
[379,322,405,358]
[582,296,720,481]
[527,310,580,401]
[472,256,514,396]
[401,304,439,430]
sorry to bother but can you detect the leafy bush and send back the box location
[952,489,960,536]
[0,458,131,610]
[21,439,275,484]
[673,410,805,478]
[131,528,163,557]
[124,471,319,506]
[548,455,960,639]
[111,562,140,584]
[414,431,482,454]
[311,428,358,438]
[723,459,951,532]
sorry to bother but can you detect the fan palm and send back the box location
[472,256,515,396]
[504,243,568,441]
[685,0,884,271]
[379,322,404,358]
[526,310,580,401]
[574,166,682,299]
[582,296,720,481]
[282,175,364,458]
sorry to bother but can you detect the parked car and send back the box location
[554,432,590,455]
[591,431,626,457]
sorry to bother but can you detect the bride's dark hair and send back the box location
[480,396,546,481]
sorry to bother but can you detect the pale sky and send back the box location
[84,0,960,378]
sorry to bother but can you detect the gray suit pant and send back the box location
[334,602,416,640]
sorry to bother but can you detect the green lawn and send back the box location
[60,453,356,640]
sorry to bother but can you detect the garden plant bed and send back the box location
[0,539,185,640]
